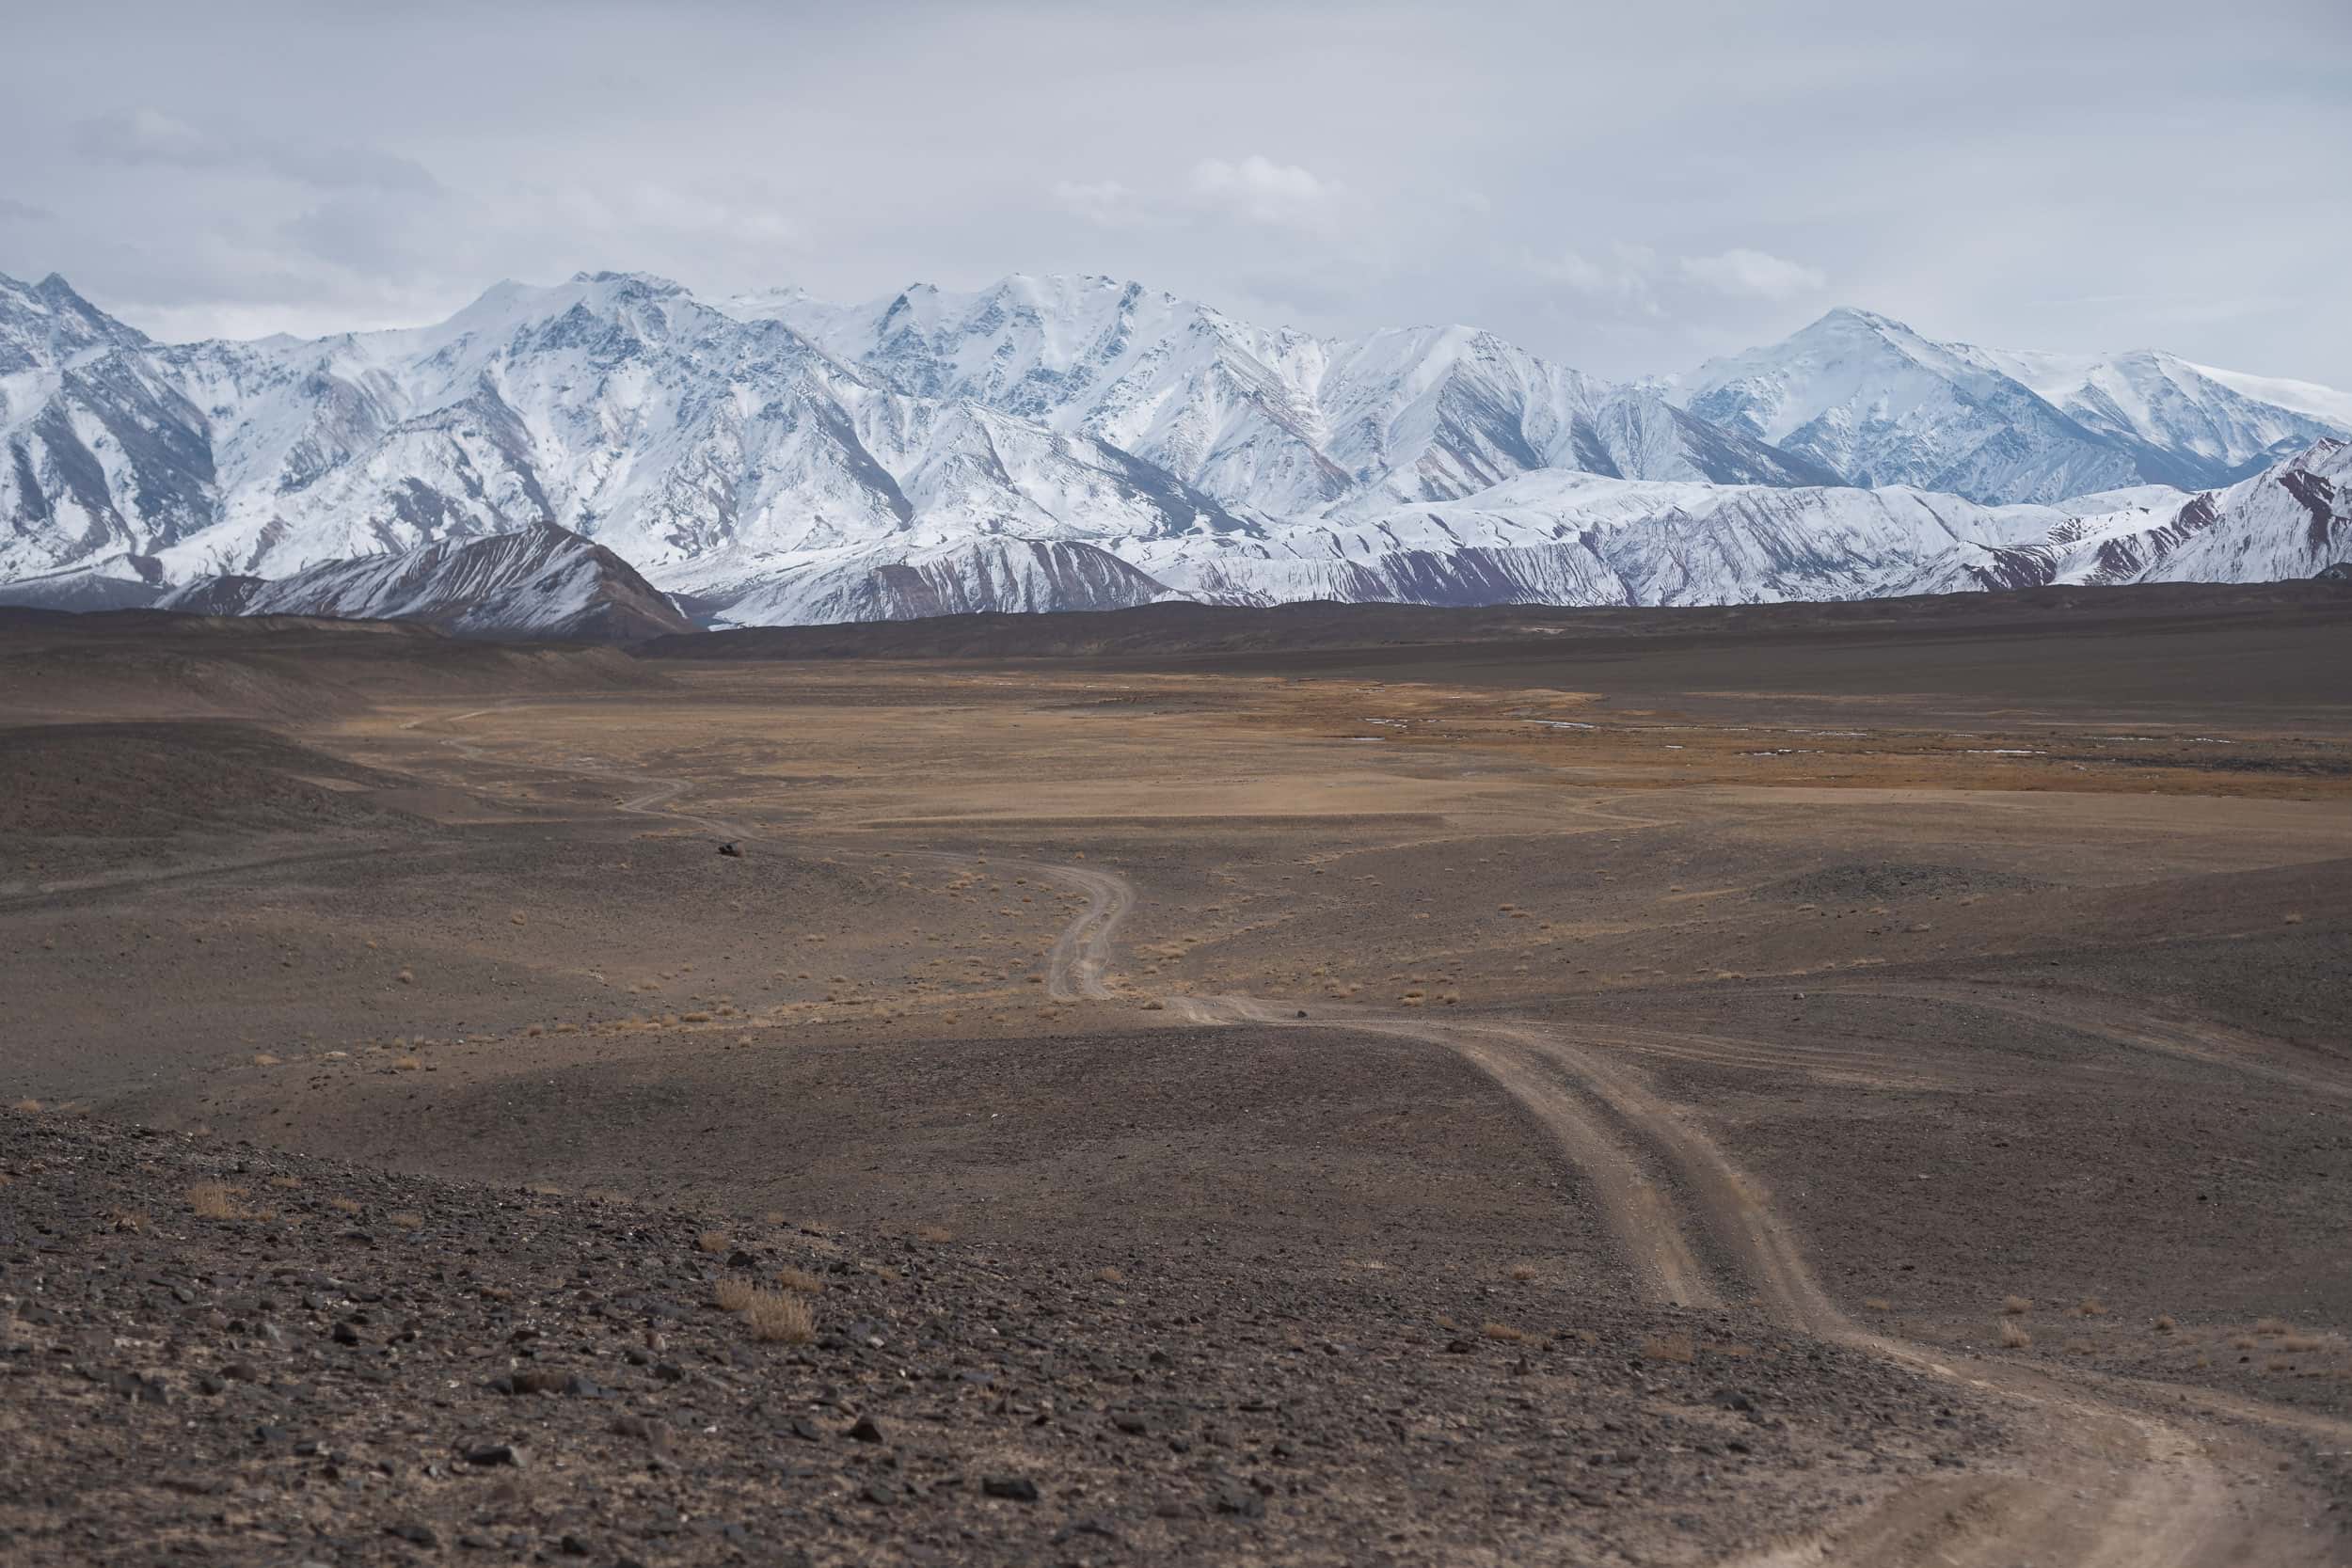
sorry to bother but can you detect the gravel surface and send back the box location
[0,1113,1999,1567]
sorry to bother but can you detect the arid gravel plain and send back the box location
[3,590,2350,1566]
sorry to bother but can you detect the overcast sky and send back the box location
[3,0,2345,381]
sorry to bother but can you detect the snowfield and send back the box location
[3,267,2346,628]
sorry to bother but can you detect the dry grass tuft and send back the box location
[2075,1296,2107,1317]
[391,1055,421,1071]
[107,1209,148,1232]
[185,1181,247,1220]
[327,1196,363,1214]
[774,1265,825,1294]
[2153,1315,2177,1334]
[739,1288,815,1344]
[388,1212,424,1230]
[2001,1295,2033,1315]
[11,1099,40,1114]
[1641,1331,1696,1364]
[1863,1296,1894,1311]
[1481,1322,1531,1343]
[713,1276,758,1312]
[251,1053,280,1068]
[914,1225,955,1244]
[1096,1266,1125,1286]
[1999,1319,2033,1349]
[1507,1261,1540,1282]
[696,1229,730,1255]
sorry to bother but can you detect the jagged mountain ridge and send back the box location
[2,269,2347,628]
[1963,436,2352,592]
[1675,307,2345,505]
[0,271,1249,615]
[159,524,694,641]
[729,275,1841,518]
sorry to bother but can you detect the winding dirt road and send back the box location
[1043,859,2335,1567]
[402,709,2335,1564]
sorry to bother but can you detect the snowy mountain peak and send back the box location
[1677,306,2348,504]
[761,271,1834,515]
[566,269,689,292]
[0,269,151,374]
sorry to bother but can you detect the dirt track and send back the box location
[398,702,2344,1564]
[314,703,2338,1560]
[1093,870,2344,1565]
[5,601,2349,1564]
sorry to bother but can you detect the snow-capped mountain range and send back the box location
[1,266,2344,630]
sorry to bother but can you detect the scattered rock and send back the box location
[465,1443,527,1468]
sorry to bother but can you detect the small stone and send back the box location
[1213,1483,1265,1519]
[386,1522,438,1546]
[982,1475,1040,1502]
[466,1443,526,1468]
[847,1414,885,1444]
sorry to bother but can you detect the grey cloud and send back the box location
[74,107,438,192]
[0,0,2343,385]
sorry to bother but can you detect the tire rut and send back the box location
[1048,859,2333,1567]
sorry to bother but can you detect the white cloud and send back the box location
[1528,250,1611,292]
[1187,155,1335,226]
[1516,244,1664,316]
[1677,247,1827,300]
[1050,178,1144,229]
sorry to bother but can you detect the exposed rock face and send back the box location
[160,526,693,642]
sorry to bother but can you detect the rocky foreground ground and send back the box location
[0,1111,1998,1567]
